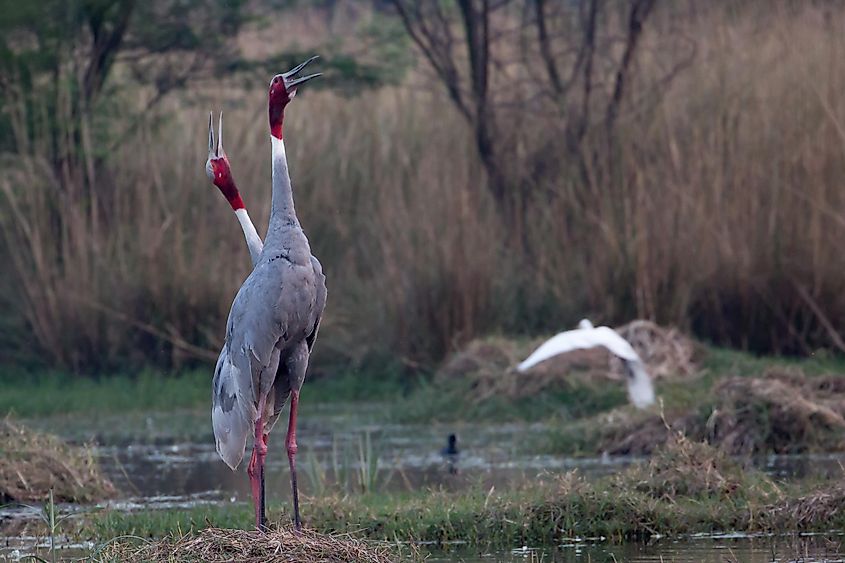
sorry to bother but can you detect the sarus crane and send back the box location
[206,111,262,266]
[207,56,324,531]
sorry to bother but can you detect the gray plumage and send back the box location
[212,135,326,470]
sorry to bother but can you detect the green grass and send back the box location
[4,344,845,427]
[0,365,409,419]
[0,369,210,418]
[390,376,627,424]
[700,346,845,377]
[86,504,255,539]
[75,452,845,548]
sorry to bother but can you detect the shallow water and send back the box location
[24,404,845,506]
[5,404,845,561]
[5,533,843,562]
[429,534,845,562]
[23,404,642,505]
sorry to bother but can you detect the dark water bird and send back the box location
[517,319,656,409]
[441,434,459,457]
[208,56,325,531]
[441,434,459,475]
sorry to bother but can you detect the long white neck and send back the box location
[269,136,299,232]
[234,208,263,267]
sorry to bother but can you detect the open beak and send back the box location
[283,55,319,79]
[208,112,215,159]
[208,111,225,159]
[278,55,322,91]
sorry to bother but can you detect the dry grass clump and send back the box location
[437,321,696,402]
[615,321,699,380]
[708,370,845,455]
[619,433,754,499]
[767,484,845,529]
[436,336,538,402]
[98,526,404,563]
[575,368,845,457]
[0,418,115,503]
[595,410,676,456]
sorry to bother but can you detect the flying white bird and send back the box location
[517,319,656,409]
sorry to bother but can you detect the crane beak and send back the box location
[278,55,322,93]
[282,55,319,79]
[217,112,225,157]
[208,111,225,159]
[207,112,216,159]
[285,72,322,90]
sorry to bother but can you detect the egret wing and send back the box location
[517,326,640,371]
[589,327,640,362]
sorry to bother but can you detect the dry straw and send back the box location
[598,367,845,456]
[98,526,407,563]
[0,417,115,503]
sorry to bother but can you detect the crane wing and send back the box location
[306,255,327,352]
[517,326,640,371]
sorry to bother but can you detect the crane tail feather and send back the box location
[212,351,252,470]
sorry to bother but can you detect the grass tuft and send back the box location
[0,417,115,503]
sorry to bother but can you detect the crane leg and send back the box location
[247,398,268,531]
[285,390,301,530]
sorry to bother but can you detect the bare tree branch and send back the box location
[606,0,657,130]
[534,0,562,93]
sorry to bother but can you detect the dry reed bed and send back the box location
[599,368,845,456]
[621,433,765,499]
[769,484,845,529]
[0,418,115,503]
[3,2,845,372]
[98,526,403,563]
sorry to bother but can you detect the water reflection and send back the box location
[428,535,845,562]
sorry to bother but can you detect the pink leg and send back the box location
[285,390,302,530]
[247,399,268,530]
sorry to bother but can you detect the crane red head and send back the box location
[269,55,322,140]
[206,112,245,211]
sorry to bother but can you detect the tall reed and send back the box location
[2,1,845,372]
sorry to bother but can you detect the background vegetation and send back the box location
[1,0,844,376]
